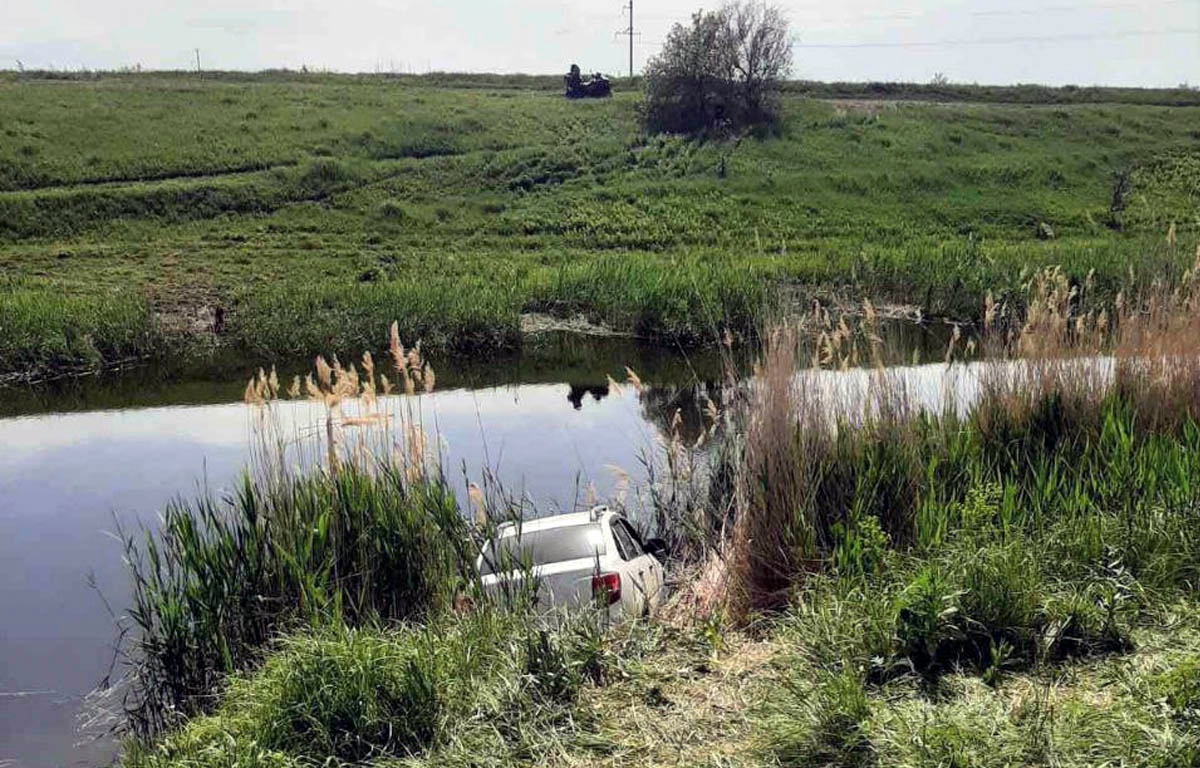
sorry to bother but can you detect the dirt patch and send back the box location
[520,312,627,337]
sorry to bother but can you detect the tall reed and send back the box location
[117,325,475,737]
[720,260,1200,617]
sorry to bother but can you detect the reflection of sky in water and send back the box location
[0,382,663,768]
[0,357,1112,767]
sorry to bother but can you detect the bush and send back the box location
[641,1,792,135]
[124,611,608,768]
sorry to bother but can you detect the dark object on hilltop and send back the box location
[564,64,612,99]
[641,1,792,135]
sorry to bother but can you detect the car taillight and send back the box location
[591,572,621,605]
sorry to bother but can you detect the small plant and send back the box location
[761,669,873,767]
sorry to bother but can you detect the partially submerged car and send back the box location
[477,506,666,619]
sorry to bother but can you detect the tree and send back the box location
[641,2,793,135]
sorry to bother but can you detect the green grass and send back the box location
[0,275,161,375]
[122,611,623,768]
[115,296,1200,766]
[2,74,1198,377]
[119,461,470,736]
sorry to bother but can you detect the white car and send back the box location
[476,506,667,620]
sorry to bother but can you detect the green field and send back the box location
[2,72,1198,378]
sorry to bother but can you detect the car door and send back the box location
[610,517,662,613]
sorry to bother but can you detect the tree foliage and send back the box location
[641,2,793,135]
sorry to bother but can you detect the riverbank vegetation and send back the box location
[2,73,1198,380]
[111,265,1200,766]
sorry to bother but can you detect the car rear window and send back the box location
[480,523,606,575]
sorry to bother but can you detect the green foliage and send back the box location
[640,2,792,135]
[1149,656,1200,720]
[761,668,873,767]
[2,76,1198,378]
[831,513,889,578]
[125,610,606,768]
[0,278,162,376]
[121,464,470,736]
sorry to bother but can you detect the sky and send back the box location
[1,0,1197,86]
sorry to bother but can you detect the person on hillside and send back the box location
[565,64,582,94]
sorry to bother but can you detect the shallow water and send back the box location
[0,327,952,767]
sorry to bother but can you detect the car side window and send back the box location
[613,519,645,560]
[610,519,639,561]
[620,520,648,553]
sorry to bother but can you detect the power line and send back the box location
[641,26,1197,48]
[630,0,1196,28]
[792,28,1200,49]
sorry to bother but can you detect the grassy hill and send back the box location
[1,73,1197,378]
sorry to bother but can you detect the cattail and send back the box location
[389,322,405,374]
[268,366,279,399]
[1168,222,1177,248]
[315,356,333,391]
[243,377,259,405]
[607,464,630,504]
[703,395,720,426]
[468,483,486,527]
[984,290,997,331]
[305,374,321,401]
[423,364,436,393]
[945,324,961,364]
[606,374,624,397]
[862,298,877,325]
[287,375,301,399]
[379,374,393,396]
[625,366,643,390]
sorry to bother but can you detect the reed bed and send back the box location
[703,263,1200,765]
[0,278,162,378]
[115,327,484,738]
[112,258,1200,766]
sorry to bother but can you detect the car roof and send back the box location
[496,507,614,536]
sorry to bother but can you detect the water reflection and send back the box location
[566,382,610,410]
[0,320,955,767]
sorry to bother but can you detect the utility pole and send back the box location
[618,0,636,78]
[194,48,201,74]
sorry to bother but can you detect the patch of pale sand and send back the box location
[520,312,625,337]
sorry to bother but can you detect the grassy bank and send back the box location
[1,74,1197,377]
[111,272,1200,765]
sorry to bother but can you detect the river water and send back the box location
[0,328,951,767]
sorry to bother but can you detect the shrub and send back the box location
[641,2,792,135]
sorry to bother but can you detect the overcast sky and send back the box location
[2,0,1197,86]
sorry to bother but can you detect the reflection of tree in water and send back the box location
[637,380,726,446]
[566,382,610,410]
